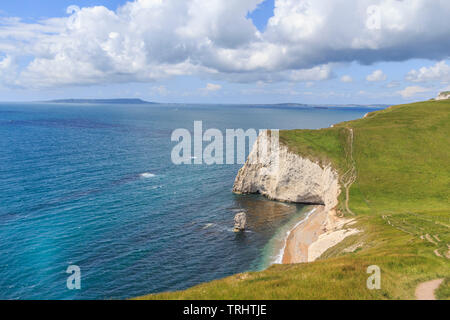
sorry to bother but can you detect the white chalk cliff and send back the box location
[436,92,450,101]
[233,130,340,211]
[233,131,363,263]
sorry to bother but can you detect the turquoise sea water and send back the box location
[0,103,381,299]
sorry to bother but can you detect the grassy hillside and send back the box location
[137,100,450,300]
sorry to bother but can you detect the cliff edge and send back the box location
[232,130,340,212]
[233,130,361,264]
[436,91,450,100]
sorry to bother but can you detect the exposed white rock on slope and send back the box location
[436,92,450,100]
[233,131,340,211]
[233,131,361,263]
[308,216,361,262]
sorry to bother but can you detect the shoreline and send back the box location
[273,207,317,264]
[282,205,326,263]
[282,206,359,264]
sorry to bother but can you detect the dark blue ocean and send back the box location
[0,102,380,299]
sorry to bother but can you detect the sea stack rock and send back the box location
[234,212,247,232]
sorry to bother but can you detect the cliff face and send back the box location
[233,131,340,211]
[436,92,450,100]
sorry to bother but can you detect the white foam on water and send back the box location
[202,223,215,230]
[273,208,317,265]
[140,172,156,178]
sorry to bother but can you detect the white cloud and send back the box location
[0,55,12,70]
[397,86,430,99]
[356,89,397,99]
[440,84,450,92]
[386,81,400,88]
[151,85,169,96]
[204,83,222,91]
[0,55,19,86]
[406,61,450,83]
[366,70,387,82]
[66,5,80,15]
[289,64,333,82]
[1,0,450,88]
[340,75,353,83]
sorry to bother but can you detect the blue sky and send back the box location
[0,1,126,19]
[1,0,272,28]
[0,0,449,104]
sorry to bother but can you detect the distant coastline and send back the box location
[46,98,156,105]
[0,99,390,110]
[43,100,389,110]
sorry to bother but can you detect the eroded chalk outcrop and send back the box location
[436,91,450,101]
[233,131,361,263]
[232,130,340,211]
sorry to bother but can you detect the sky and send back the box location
[0,0,450,104]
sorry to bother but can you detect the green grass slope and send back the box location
[137,100,450,300]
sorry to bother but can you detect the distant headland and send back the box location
[42,99,389,108]
[47,98,156,104]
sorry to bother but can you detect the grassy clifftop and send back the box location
[137,100,450,300]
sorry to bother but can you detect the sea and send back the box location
[0,102,382,299]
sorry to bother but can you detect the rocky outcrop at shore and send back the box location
[233,130,340,211]
[233,130,360,264]
[233,212,247,232]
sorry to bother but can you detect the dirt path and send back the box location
[415,279,444,300]
[421,234,448,258]
[342,128,356,216]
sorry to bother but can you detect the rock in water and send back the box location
[234,212,247,232]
